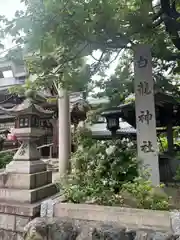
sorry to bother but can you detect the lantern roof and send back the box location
[0,98,53,117]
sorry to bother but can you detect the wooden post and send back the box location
[134,44,160,185]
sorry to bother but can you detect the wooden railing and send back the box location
[0,143,54,159]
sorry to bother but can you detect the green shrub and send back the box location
[59,127,138,205]
[61,177,124,206]
[121,176,170,210]
[174,166,180,181]
[59,127,171,210]
[158,136,168,153]
[0,152,13,169]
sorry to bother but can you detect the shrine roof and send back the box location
[0,89,106,113]
[103,92,180,114]
[102,92,180,128]
[0,115,14,121]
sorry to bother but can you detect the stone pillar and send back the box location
[58,89,71,176]
[0,99,57,238]
[134,44,160,185]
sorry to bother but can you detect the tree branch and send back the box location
[106,49,123,68]
[91,51,105,74]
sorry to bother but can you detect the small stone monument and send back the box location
[0,92,57,238]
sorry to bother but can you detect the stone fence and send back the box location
[52,203,171,231]
[1,194,180,239]
[22,200,180,239]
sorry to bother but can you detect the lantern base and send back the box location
[0,160,57,203]
[13,141,41,161]
[0,170,52,189]
[0,183,57,203]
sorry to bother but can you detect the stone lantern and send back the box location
[106,115,120,134]
[6,98,52,165]
[0,93,59,238]
[0,96,57,204]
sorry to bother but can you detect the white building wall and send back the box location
[0,58,27,89]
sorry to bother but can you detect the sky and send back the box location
[0,0,25,53]
[0,0,24,20]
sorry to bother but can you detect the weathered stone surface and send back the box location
[0,201,40,217]
[0,183,57,203]
[13,141,41,161]
[24,218,79,240]
[53,203,171,231]
[16,233,24,240]
[23,217,175,240]
[92,226,132,240]
[6,160,46,174]
[0,171,52,189]
[40,195,61,218]
[170,210,180,235]
[0,230,17,240]
[0,213,15,231]
[47,219,79,240]
[16,216,30,232]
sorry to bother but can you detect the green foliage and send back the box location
[158,136,168,153]
[0,152,13,169]
[4,0,93,93]
[74,127,138,185]
[60,127,170,210]
[3,0,180,99]
[96,51,135,104]
[9,78,37,96]
[158,130,180,154]
[16,0,171,57]
[60,127,138,205]
[122,177,170,210]
[174,166,180,181]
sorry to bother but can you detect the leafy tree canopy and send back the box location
[2,0,180,102]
